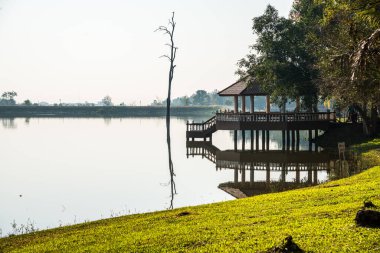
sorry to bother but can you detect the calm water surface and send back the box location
[0,117,361,236]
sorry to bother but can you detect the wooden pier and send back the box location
[186,77,336,143]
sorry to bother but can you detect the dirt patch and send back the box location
[264,236,304,253]
[177,211,191,217]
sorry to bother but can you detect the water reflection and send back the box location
[166,117,177,209]
[186,141,364,198]
[2,118,17,129]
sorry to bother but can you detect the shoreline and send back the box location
[1,138,379,252]
[0,106,220,118]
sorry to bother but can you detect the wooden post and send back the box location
[234,168,238,183]
[314,129,318,152]
[266,95,270,113]
[286,130,290,150]
[308,130,313,151]
[242,130,246,151]
[262,130,265,151]
[266,162,270,183]
[250,163,254,187]
[234,130,238,151]
[291,130,295,151]
[281,163,286,182]
[250,95,254,113]
[296,130,300,151]
[242,96,246,113]
[282,130,286,151]
[296,163,300,183]
[266,130,270,151]
[250,130,254,150]
[256,130,259,150]
[242,166,246,183]
[314,168,318,184]
[234,96,238,113]
[308,165,313,184]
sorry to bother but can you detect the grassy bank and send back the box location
[0,106,219,118]
[1,141,380,252]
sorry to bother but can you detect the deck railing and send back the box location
[215,112,336,123]
[186,116,216,132]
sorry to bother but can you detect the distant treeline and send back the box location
[152,89,267,109]
[0,106,219,118]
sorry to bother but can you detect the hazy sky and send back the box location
[0,0,293,105]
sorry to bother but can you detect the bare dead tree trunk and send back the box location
[156,12,178,209]
[156,12,177,122]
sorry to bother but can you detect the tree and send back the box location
[315,0,380,135]
[191,90,210,105]
[101,95,113,106]
[156,12,178,209]
[0,91,18,105]
[23,100,32,106]
[237,5,319,111]
[156,12,177,119]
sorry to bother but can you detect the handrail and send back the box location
[215,112,336,123]
[187,116,216,132]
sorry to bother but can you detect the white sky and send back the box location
[0,0,293,105]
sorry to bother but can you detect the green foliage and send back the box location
[169,90,234,107]
[22,100,32,106]
[0,91,17,106]
[101,95,113,106]
[315,0,380,135]
[238,4,319,111]
[1,147,380,252]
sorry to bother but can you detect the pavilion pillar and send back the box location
[314,168,318,184]
[256,130,259,150]
[296,163,300,183]
[250,95,254,113]
[266,162,270,183]
[242,130,246,151]
[234,96,238,113]
[234,130,238,151]
[250,130,254,150]
[266,95,270,113]
[242,96,246,113]
[242,166,246,183]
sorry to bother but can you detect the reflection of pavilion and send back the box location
[186,141,341,198]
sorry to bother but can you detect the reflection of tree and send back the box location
[166,117,177,209]
[103,118,112,125]
[2,118,17,129]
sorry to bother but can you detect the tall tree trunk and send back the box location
[371,105,378,136]
[353,103,370,135]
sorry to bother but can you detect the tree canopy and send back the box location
[238,0,380,134]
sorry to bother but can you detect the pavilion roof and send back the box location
[218,76,268,96]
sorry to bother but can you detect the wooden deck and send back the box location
[186,111,336,140]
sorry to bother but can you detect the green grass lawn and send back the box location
[1,140,380,253]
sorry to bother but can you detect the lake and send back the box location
[0,117,362,236]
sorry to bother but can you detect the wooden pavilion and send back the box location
[186,76,336,149]
[217,75,271,114]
